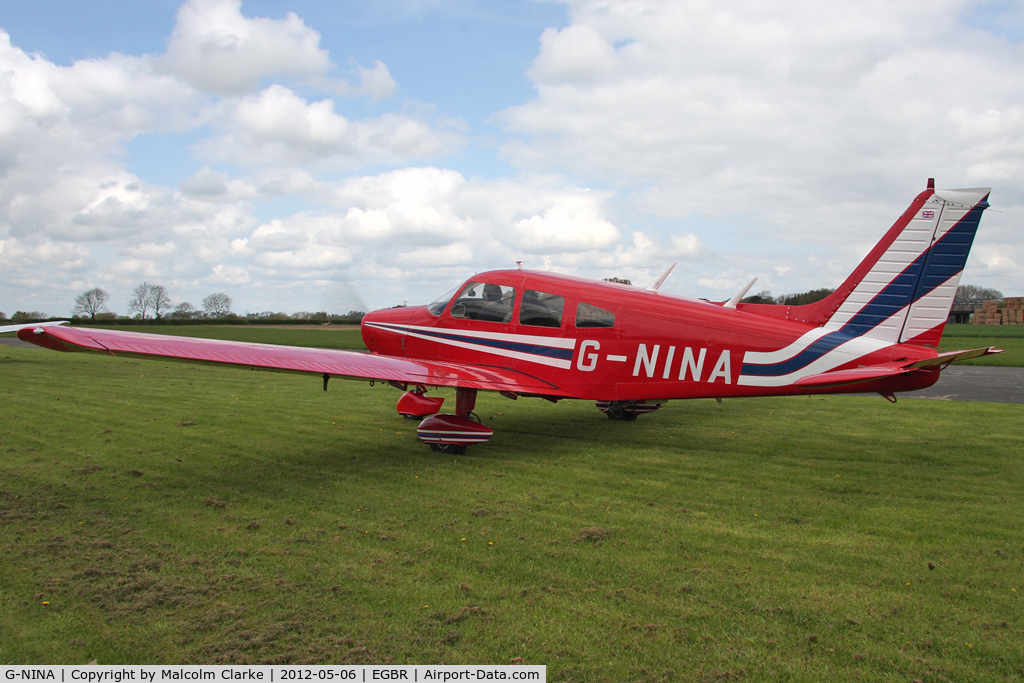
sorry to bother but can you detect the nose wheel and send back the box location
[428,443,467,455]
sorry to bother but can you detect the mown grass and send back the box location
[940,325,1024,367]
[1,344,1022,681]
[78,325,369,350]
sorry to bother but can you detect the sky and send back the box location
[1,0,1023,318]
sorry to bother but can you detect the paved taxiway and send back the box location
[903,365,1024,404]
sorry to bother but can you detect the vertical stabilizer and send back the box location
[819,184,990,346]
[897,189,990,344]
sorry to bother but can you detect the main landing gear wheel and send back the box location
[428,443,467,455]
[596,400,662,421]
[606,406,639,421]
[416,388,493,455]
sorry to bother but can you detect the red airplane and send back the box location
[18,179,1000,454]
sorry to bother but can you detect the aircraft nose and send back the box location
[360,305,419,355]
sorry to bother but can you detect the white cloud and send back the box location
[508,196,620,253]
[528,24,619,85]
[319,60,398,102]
[158,0,330,95]
[209,264,251,285]
[0,0,471,314]
[353,61,398,101]
[4,0,1023,316]
[323,167,473,245]
[667,233,705,258]
[198,85,460,168]
[178,167,230,196]
[499,0,1024,242]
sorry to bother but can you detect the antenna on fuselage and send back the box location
[723,277,758,309]
[647,263,677,293]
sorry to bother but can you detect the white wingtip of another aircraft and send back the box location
[0,321,70,335]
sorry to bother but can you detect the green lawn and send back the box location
[1,345,1022,680]
[81,324,369,350]
[940,324,1024,367]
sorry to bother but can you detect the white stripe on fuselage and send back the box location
[740,327,833,365]
[737,334,892,387]
[364,321,577,369]
[738,308,917,387]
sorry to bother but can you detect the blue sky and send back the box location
[2,1,566,185]
[1,0,1022,317]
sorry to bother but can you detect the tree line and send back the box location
[740,284,1004,306]
[2,282,1007,325]
[1,283,365,324]
[72,284,235,321]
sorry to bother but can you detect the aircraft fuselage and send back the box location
[360,269,941,403]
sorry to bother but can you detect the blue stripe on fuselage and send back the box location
[371,322,574,361]
[740,329,856,377]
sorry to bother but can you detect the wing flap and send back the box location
[17,326,569,395]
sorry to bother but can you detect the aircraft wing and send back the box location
[16,325,572,396]
[794,346,1003,388]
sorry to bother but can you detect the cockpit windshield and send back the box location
[449,282,515,323]
[426,283,462,316]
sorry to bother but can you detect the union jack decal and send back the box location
[921,210,935,219]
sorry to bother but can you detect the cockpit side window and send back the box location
[449,281,515,323]
[519,290,564,328]
[575,303,615,328]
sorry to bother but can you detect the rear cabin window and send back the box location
[449,282,515,323]
[519,290,564,328]
[575,303,615,328]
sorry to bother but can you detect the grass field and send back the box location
[77,324,369,350]
[940,325,1024,367]
[1,341,1022,679]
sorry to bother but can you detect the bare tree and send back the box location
[741,290,776,305]
[202,293,233,318]
[128,282,153,319]
[956,284,1003,304]
[173,302,198,319]
[73,288,109,320]
[150,285,172,319]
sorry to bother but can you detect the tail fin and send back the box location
[756,180,990,347]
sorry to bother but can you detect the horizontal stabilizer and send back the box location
[794,346,1002,388]
[793,362,911,388]
[902,346,1003,368]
